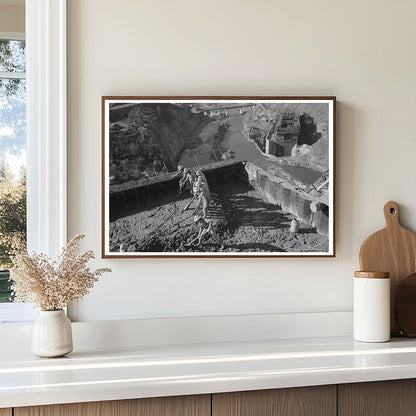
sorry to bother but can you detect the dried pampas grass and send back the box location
[10,234,111,311]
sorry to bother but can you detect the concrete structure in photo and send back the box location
[203,104,256,118]
[244,162,329,236]
[265,112,300,157]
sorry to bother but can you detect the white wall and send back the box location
[67,0,416,322]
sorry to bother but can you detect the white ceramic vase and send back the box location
[31,310,73,357]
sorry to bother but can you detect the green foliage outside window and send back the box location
[0,39,27,302]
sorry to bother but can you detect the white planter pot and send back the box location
[31,310,73,357]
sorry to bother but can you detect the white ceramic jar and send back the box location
[31,310,73,357]
[353,271,390,343]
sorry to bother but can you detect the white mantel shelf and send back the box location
[2,335,416,409]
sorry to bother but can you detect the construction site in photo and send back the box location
[106,101,332,254]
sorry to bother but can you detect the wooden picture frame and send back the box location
[102,96,336,258]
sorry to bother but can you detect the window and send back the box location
[0,33,35,323]
[0,0,67,324]
[0,35,26,304]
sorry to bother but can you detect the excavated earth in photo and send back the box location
[109,163,328,254]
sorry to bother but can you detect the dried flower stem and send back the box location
[10,235,111,310]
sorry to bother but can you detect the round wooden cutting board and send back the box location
[359,201,416,336]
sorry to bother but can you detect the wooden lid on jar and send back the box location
[354,271,390,279]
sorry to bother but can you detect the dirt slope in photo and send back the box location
[110,184,328,254]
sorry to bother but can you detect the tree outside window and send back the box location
[0,38,26,302]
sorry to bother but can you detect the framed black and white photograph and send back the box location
[102,96,336,257]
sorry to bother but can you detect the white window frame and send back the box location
[0,30,33,323]
[0,0,67,324]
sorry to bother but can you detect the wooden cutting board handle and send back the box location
[384,201,400,228]
[359,201,416,336]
